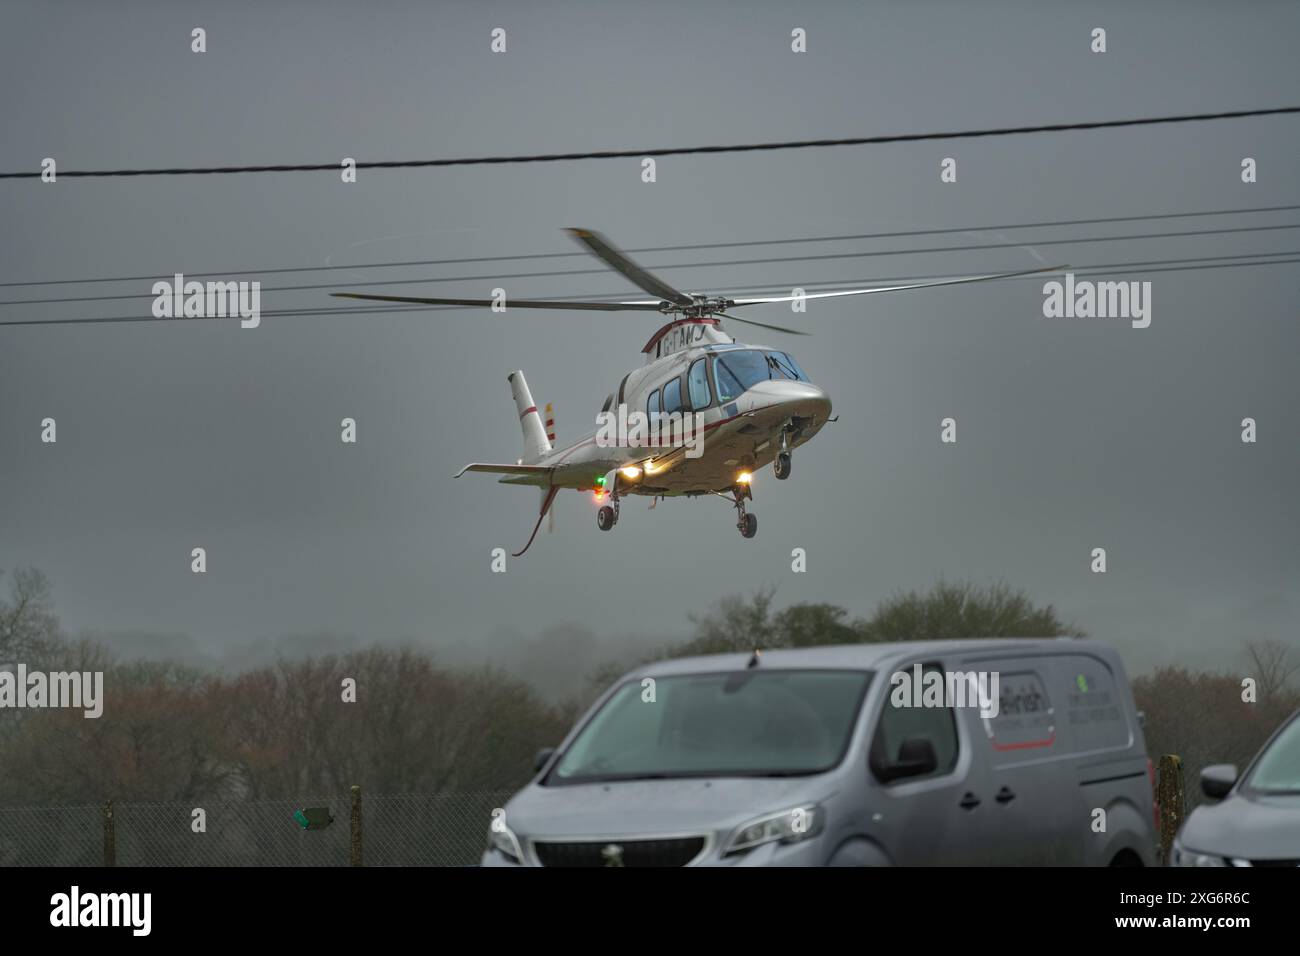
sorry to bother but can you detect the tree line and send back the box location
[1,568,1294,812]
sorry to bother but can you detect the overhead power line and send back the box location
[1,106,1297,180]
[2,201,1298,292]
[1,249,1294,327]
[3,220,1298,308]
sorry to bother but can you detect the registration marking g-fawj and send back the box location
[328,228,1059,556]
[50,886,151,936]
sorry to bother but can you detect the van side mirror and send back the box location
[880,736,938,783]
[1200,764,1238,800]
[533,747,556,773]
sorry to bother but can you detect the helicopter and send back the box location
[333,228,1058,556]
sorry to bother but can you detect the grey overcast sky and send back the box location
[1,0,1296,678]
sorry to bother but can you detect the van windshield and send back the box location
[547,669,871,784]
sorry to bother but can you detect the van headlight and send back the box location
[722,804,823,856]
[1170,839,1227,867]
[487,819,524,863]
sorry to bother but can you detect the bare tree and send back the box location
[0,568,63,665]
[1245,639,1300,703]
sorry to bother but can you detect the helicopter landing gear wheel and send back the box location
[596,473,622,531]
[730,485,757,539]
[597,505,617,531]
[774,452,792,480]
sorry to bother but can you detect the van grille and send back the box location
[533,837,705,867]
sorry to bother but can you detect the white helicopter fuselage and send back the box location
[534,340,831,497]
[455,319,832,551]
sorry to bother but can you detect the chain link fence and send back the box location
[0,789,514,866]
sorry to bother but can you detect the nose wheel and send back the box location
[774,451,792,480]
[730,484,757,539]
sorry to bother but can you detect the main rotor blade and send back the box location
[716,312,810,336]
[727,264,1066,305]
[330,292,662,311]
[565,227,694,306]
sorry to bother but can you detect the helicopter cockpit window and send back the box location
[713,350,770,402]
[769,351,809,382]
[601,393,614,414]
[647,388,661,419]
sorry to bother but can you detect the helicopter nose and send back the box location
[750,379,832,422]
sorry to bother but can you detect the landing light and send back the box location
[621,466,641,479]
[737,471,753,484]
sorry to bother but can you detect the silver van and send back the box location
[483,639,1157,866]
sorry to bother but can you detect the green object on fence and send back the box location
[294,807,333,830]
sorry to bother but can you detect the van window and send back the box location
[1058,656,1129,751]
[663,377,685,414]
[870,663,958,783]
[687,358,711,410]
[985,671,1055,756]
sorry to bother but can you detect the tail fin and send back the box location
[508,371,552,463]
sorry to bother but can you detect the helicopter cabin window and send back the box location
[647,388,661,419]
[687,358,711,410]
[662,377,685,414]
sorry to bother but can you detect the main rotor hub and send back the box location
[660,294,735,318]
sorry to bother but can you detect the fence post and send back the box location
[1156,754,1184,865]
[102,799,116,867]
[350,785,362,867]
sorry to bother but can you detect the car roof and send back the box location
[633,637,1108,679]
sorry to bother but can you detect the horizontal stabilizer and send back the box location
[455,462,554,479]
[499,474,551,486]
